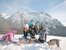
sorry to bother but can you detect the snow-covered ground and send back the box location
[0,35,66,50]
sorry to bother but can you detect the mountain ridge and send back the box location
[0,10,66,36]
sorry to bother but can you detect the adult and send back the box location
[38,23,47,43]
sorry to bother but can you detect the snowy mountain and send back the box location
[48,1,66,26]
[0,9,66,36]
[8,10,66,36]
[0,14,11,33]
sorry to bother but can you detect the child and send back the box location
[23,24,29,38]
[18,37,23,46]
[1,29,17,43]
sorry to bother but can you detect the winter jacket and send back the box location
[1,31,14,43]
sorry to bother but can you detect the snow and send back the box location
[1,13,10,19]
[0,35,66,50]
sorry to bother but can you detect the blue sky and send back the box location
[48,1,66,26]
[0,0,64,14]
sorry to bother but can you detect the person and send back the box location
[38,23,47,43]
[23,20,34,38]
[1,29,17,43]
[29,24,38,38]
[23,24,31,43]
[28,20,34,29]
[23,24,29,38]
[23,20,39,43]
[32,24,39,35]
